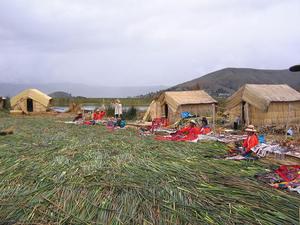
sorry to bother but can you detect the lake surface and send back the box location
[51,105,148,113]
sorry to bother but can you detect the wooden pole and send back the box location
[212,103,216,134]
[286,103,291,139]
[245,103,250,126]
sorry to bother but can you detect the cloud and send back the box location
[0,0,299,86]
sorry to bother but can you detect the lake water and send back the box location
[51,105,148,113]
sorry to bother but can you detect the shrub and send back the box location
[124,106,137,120]
[106,105,115,117]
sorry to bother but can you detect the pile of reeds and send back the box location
[0,115,299,224]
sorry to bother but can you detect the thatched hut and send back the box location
[226,84,300,127]
[0,97,6,110]
[10,89,52,114]
[143,90,217,124]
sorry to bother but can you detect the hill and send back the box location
[169,68,300,96]
[49,91,72,98]
[0,83,168,98]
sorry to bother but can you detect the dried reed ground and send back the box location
[0,115,299,224]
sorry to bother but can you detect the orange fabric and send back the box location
[243,134,259,152]
[200,126,211,135]
[178,126,201,140]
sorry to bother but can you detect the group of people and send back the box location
[71,99,261,155]
[156,117,212,142]
[72,99,125,128]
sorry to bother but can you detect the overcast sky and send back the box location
[0,0,299,86]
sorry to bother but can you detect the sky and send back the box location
[0,0,299,87]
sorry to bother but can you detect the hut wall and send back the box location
[12,99,48,113]
[228,104,241,123]
[249,102,300,126]
[150,101,162,119]
[167,104,214,124]
[33,100,47,112]
[11,100,26,111]
[180,104,214,117]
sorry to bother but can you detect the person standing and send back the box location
[234,116,241,130]
[114,99,122,118]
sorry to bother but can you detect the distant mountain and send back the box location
[0,83,168,98]
[168,68,300,96]
[49,91,72,98]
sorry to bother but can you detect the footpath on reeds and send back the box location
[0,115,299,224]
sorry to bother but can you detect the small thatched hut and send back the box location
[143,90,217,124]
[10,89,52,114]
[226,84,300,127]
[0,97,6,110]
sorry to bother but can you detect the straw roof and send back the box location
[11,89,52,107]
[157,90,217,111]
[227,84,300,111]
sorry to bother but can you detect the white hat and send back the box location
[190,119,197,124]
[245,125,256,132]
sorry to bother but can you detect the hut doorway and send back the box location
[164,104,169,118]
[27,98,33,112]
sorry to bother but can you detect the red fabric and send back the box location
[243,134,259,152]
[200,127,211,135]
[155,126,200,142]
[179,127,201,136]
[275,165,300,182]
[151,118,169,132]
[93,111,106,120]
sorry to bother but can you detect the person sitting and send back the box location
[200,117,211,135]
[93,109,100,120]
[73,111,83,122]
[116,117,126,128]
[92,109,106,122]
[175,120,201,140]
[99,110,106,119]
[242,125,259,157]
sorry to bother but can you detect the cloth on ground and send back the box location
[258,165,300,193]
[275,165,300,182]
[251,144,286,158]
[225,155,257,160]
[197,135,218,142]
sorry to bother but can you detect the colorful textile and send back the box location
[84,121,96,125]
[275,165,300,182]
[266,165,300,192]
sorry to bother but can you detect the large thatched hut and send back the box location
[10,89,52,114]
[226,84,300,127]
[143,90,217,124]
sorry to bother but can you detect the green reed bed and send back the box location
[0,115,299,224]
